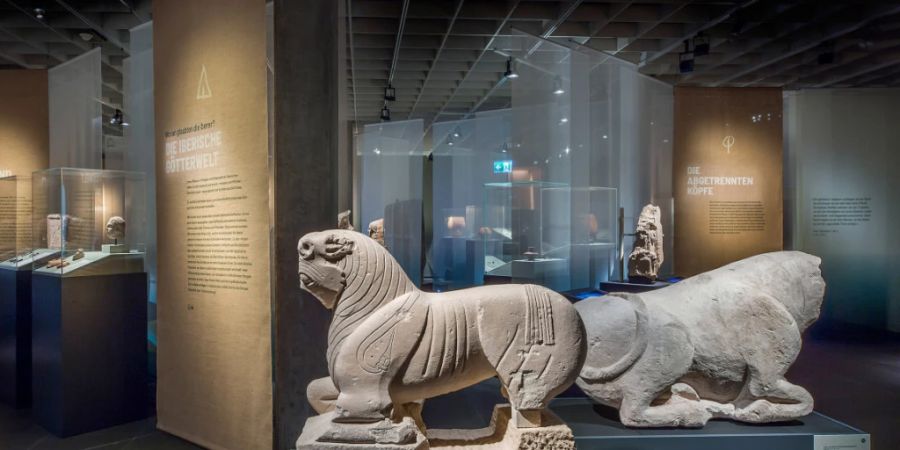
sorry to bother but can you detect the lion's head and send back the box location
[297,231,355,309]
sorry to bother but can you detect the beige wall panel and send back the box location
[153,1,272,449]
[0,70,48,176]
[0,70,48,253]
[674,87,783,276]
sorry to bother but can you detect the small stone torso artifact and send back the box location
[627,204,663,282]
[577,251,825,427]
[296,229,586,448]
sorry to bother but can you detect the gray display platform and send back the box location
[0,267,31,408]
[600,279,672,293]
[31,271,148,437]
[550,398,870,450]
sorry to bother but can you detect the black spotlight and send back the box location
[693,32,710,56]
[679,40,694,74]
[380,105,391,122]
[33,7,45,20]
[504,57,518,79]
[384,84,396,102]
[110,109,129,127]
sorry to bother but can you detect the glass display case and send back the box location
[0,176,53,270]
[358,120,424,286]
[542,186,618,291]
[482,181,569,288]
[31,168,146,277]
[482,181,618,291]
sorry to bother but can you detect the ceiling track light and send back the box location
[33,7,45,20]
[693,32,710,57]
[384,84,396,102]
[679,40,695,74]
[380,105,391,122]
[109,109,129,127]
[552,75,565,95]
[504,57,518,79]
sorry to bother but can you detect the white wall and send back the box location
[784,88,900,331]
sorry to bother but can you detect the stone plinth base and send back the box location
[297,404,575,450]
[296,413,427,450]
[429,404,575,450]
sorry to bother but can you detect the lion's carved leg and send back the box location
[731,302,812,423]
[732,376,813,422]
[307,377,339,414]
[331,293,428,424]
[618,323,711,427]
[621,386,714,428]
[392,401,426,431]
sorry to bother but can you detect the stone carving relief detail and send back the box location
[627,204,664,282]
[577,251,825,427]
[295,229,585,448]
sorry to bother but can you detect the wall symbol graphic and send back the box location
[722,135,735,154]
[197,65,212,99]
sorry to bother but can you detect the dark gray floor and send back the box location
[0,405,200,450]
[1,321,897,450]
[787,322,900,450]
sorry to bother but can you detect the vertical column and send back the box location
[272,0,342,448]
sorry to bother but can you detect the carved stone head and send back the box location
[297,231,355,309]
[106,216,126,240]
[368,218,384,246]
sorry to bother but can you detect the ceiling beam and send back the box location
[568,1,631,50]
[466,1,590,117]
[386,0,410,83]
[0,48,39,68]
[347,0,359,124]
[119,0,149,23]
[611,1,688,56]
[409,0,466,118]
[857,64,900,86]
[813,52,900,88]
[54,0,129,53]
[639,0,758,68]
[713,3,900,86]
[680,1,816,82]
[678,0,802,79]
[428,0,521,127]
[738,38,862,87]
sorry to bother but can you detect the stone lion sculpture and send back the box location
[576,251,825,427]
[106,216,126,241]
[296,229,586,447]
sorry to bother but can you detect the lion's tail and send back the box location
[579,293,649,383]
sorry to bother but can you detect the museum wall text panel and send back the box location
[0,70,48,258]
[153,1,272,448]
[785,88,900,332]
[674,87,783,276]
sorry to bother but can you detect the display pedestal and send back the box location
[512,258,567,290]
[438,237,484,289]
[101,243,129,254]
[0,267,32,408]
[31,272,148,437]
[550,398,870,450]
[600,279,671,293]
